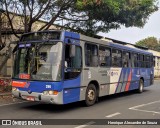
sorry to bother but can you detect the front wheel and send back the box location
[137,79,144,93]
[85,84,97,106]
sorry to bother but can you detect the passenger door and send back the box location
[63,44,82,104]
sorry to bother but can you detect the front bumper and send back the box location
[12,90,63,104]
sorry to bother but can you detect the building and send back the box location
[0,10,61,77]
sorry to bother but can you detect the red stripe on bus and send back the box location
[125,70,132,91]
[12,81,27,88]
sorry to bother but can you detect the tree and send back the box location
[0,11,3,50]
[136,37,160,51]
[74,0,159,35]
[0,3,5,50]
[0,0,158,76]
[0,0,158,38]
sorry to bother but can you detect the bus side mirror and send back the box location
[70,45,75,57]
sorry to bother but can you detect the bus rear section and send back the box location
[81,41,154,106]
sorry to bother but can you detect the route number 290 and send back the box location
[46,85,51,88]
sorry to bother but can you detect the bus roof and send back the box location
[80,34,152,55]
[20,30,152,55]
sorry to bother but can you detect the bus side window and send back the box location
[153,56,155,67]
[132,53,138,68]
[99,46,111,67]
[123,51,130,67]
[138,54,144,68]
[85,43,98,67]
[151,56,154,67]
[112,49,122,67]
[144,55,150,68]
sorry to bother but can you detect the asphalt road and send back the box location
[0,80,160,128]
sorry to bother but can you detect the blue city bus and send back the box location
[12,30,154,106]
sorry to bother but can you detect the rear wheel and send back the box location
[85,84,97,106]
[137,79,144,93]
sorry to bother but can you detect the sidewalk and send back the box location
[154,78,160,80]
[0,91,23,105]
[0,91,13,105]
[0,92,12,97]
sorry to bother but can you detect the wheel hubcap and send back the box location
[88,89,95,101]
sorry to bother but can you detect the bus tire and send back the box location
[85,84,97,106]
[137,79,144,93]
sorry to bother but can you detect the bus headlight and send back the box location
[43,91,49,95]
[12,87,19,91]
[43,90,58,95]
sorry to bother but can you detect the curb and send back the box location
[154,77,160,80]
[0,92,12,97]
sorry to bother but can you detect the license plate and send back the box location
[26,96,35,101]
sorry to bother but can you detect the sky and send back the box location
[98,0,160,44]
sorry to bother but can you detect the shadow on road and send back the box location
[99,89,149,103]
[21,89,150,113]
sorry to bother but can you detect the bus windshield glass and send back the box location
[13,42,62,81]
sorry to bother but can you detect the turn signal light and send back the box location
[53,91,58,95]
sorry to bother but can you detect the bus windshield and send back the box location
[13,42,62,81]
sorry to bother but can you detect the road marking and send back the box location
[106,112,121,118]
[0,101,29,107]
[129,108,160,114]
[129,100,160,109]
[129,100,160,114]
[74,121,95,128]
